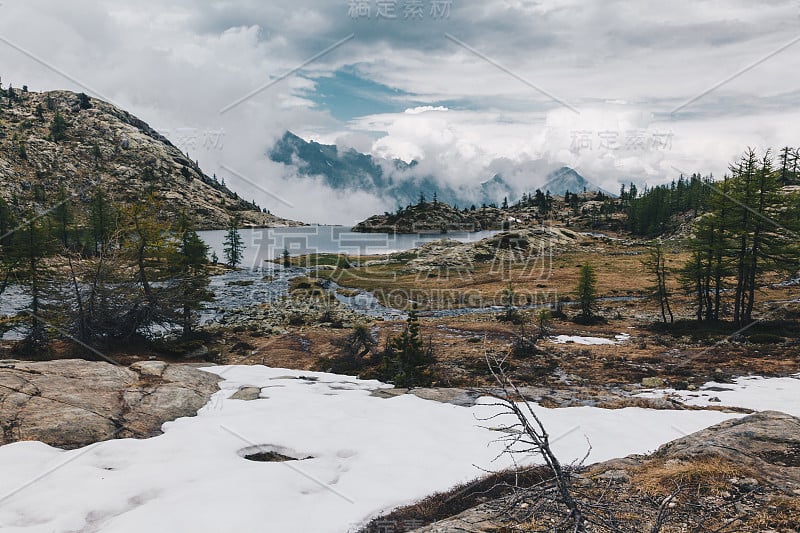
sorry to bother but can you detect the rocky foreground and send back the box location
[1,360,798,530]
[0,359,220,449]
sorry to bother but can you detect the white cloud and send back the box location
[404,106,449,114]
[1,0,798,222]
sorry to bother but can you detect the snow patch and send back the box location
[551,333,630,345]
[636,374,800,417]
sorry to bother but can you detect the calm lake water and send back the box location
[198,226,499,271]
[1,227,499,338]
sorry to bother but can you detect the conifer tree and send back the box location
[0,196,15,249]
[121,193,178,330]
[88,188,118,255]
[10,211,55,350]
[51,186,73,249]
[575,263,597,321]
[49,110,68,142]
[171,214,212,337]
[644,241,673,323]
[683,148,800,326]
[223,216,245,268]
[386,306,434,388]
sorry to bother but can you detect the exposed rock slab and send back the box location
[0,359,220,449]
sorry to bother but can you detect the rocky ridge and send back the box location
[353,202,508,234]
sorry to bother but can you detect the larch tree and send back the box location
[645,240,673,323]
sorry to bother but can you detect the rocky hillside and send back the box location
[0,88,301,229]
[391,228,581,273]
[352,201,508,233]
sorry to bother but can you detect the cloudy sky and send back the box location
[1,0,799,224]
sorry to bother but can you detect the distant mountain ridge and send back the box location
[269,131,610,206]
[269,131,515,207]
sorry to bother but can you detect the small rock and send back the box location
[736,477,759,492]
[598,469,629,482]
[130,361,167,377]
[641,377,666,388]
[187,345,210,358]
[229,387,262,401]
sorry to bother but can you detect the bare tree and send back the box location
[644,240,673,324]
[480,351,588,532]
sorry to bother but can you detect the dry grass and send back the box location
[308,236,799,323]
[310,241,663,311]
[629,455,754,497]
[750,496,800,529]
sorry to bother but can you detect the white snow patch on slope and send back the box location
[551,333,630,345]
[636,374,800,417]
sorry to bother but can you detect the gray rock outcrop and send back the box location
[0,359,220,449]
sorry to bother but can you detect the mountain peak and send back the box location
[542,167,612,196]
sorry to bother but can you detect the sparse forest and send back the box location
[0,187,215,356]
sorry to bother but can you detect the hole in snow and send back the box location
[238,445,314,463]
